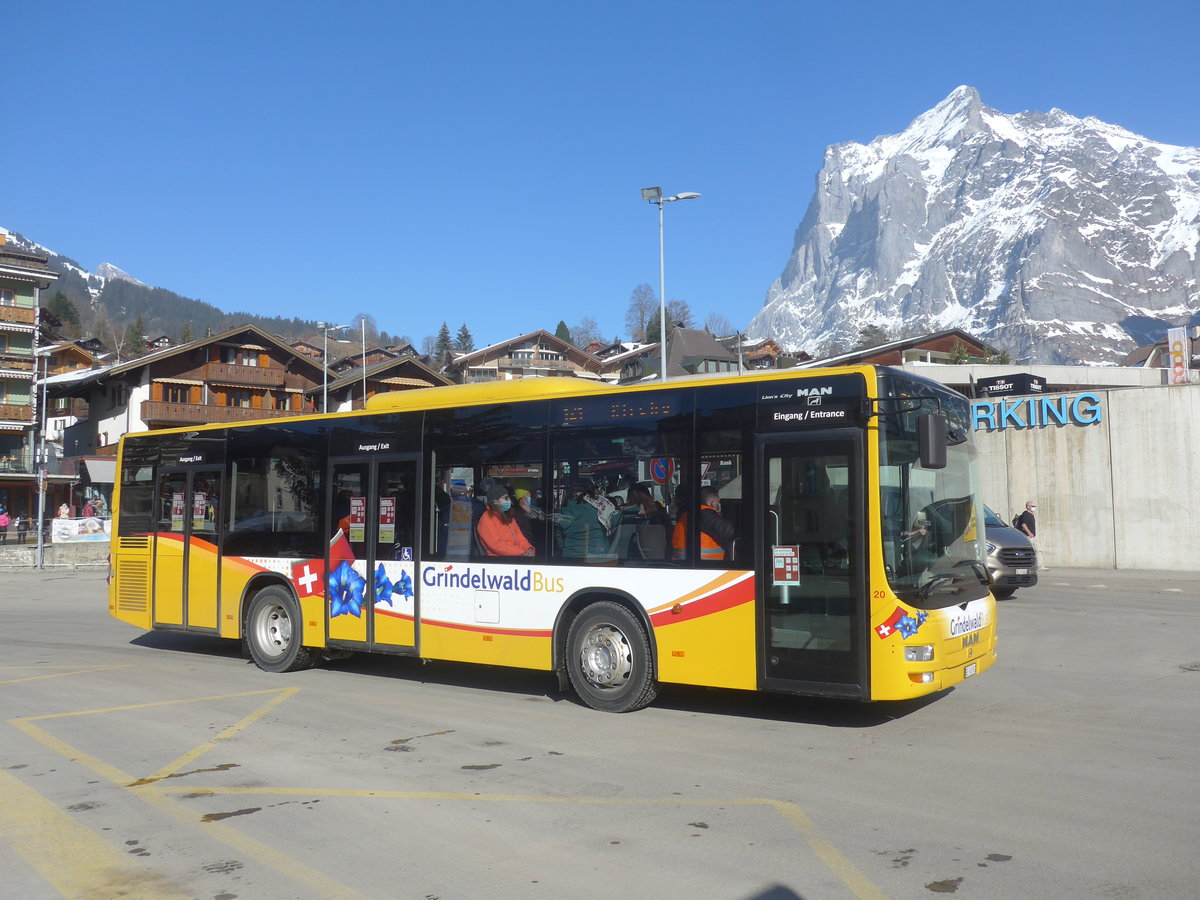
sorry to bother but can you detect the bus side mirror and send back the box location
[918,413,947,469]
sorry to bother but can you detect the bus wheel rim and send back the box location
[578,624,632,690]
[256,603,291,659]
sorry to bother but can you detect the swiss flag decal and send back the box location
[291,559,326,598]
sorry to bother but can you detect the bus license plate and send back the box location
[964,663,977,678]
[1015,568,1029,575]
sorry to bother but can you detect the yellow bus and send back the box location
[108,365,996,712]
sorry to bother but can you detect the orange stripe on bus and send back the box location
[649,575,754,628]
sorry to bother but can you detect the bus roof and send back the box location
[118,364,888,444]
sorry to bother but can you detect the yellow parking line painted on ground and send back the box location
[0,767,191,900]
[9,687,369,900]
[768,799,891,900]
[10,716,138,787]
[0,664,132,686]
[132,781,373,900]
[145,687,299,782]
[9,685,886,900]
[12,685,298,721]
[154,786,889,900]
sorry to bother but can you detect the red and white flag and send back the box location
[291,559,326,599]
[875,607,905,639]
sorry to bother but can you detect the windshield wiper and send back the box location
[918,573,961,602]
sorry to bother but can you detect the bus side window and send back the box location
[224,450,322,559]
[426,442,546,562]
[550,435,687,567]
[117,458,156,537]
[695,382,754,568]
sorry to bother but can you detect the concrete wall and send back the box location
[0,541,108,567]
[976,383,1200,571]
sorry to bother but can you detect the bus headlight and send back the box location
[904,645,934,662]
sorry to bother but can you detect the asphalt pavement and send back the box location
[1,567,1197,899]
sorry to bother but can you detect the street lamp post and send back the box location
[34,347,50,569]
[641,187,700,380]
[360,318,368,409]
[318,322,350,413]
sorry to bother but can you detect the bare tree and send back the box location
[570,316,601,348]
[666,299,694,329]
[625,284,657,342]
[352,312,379,343]
[705,313,735,336]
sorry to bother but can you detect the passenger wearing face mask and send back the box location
[476,484,535,557]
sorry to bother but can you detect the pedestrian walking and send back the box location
[1015,501,1045,569]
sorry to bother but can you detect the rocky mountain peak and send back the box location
[749,87,1200,364]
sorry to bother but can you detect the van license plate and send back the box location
[964,663,977,678]
[1015,568,1029,575]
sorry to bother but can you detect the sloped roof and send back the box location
[1120,335,1200,368]
[319,353,451,394]
[44,323,327,394]
[449,329,601,371]
[796,329,997,368]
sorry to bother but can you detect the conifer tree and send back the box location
[454,323,475,353]
[124,315,147,359]
[433,321,453,367]
[555,320,572,344]
[46,291,81,334]
[179,322,193,343]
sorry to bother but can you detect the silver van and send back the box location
[983,505,1038,599]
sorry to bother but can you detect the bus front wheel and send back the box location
[566,601,657,713]
[246,586,317,673]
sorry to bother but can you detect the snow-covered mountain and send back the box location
[1,228,133,304]
[94,262,145,288]
[748,86,1200,364]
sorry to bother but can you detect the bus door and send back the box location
[152,466,223,630]
[757,433,867,697]
[327,456,418,651]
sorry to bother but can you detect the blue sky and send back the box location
[7,1,1199,350]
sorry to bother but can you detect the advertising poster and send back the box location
[171,492,185,532]
[349,497,366,543]
[379,497,396,544]
[192,492,207,531]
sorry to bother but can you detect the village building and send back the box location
[444,330,602,382]
[46,324,328,459]
[313,354,451,412]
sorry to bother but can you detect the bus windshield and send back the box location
[877,371,989,608]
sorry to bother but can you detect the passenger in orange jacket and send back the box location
[476,484,535,557]
[672,487,735,560]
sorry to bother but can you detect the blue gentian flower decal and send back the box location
[375,564,394,607]
[395,570,414,602]
[329,560,366,618]
[895,614,920,639]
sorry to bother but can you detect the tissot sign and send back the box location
[972,393,1103,431]
[976,373,1046,397]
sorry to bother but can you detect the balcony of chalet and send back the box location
[202,361,287,387]
[141,400,308,426]
[0,403,33,421]
[0,305,37,326]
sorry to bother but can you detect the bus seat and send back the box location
[635,523,667,560]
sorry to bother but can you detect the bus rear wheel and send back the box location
[246,586,317,673]
[566,601,657,713]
